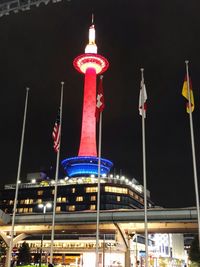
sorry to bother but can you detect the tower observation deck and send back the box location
[62,23,113,177]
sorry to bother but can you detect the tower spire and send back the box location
[85,16,97,54]
[91,13,94,24]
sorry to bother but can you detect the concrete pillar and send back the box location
[125,238,130,267]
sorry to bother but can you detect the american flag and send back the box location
[52,109,60,153]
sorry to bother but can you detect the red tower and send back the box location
[62,24,113,177]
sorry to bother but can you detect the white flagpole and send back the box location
[140,68,148,267]
[185,60,200,248]
[50,81,64,264]
[7,87,30,267]
[96,76,103,267]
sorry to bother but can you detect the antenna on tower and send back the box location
[91,13,94,24]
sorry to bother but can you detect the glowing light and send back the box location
[61,156,113,177]
[73,54,109,74]
[31,179,36,184]
[85,24,97,54]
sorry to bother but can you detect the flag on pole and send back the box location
[182,75,194,113]
[95,76,105,122]
[139,82,147,118]
[52,109,60,153]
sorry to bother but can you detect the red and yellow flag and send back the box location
[182,75,194,113]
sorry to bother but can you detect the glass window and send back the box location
[105,186,128,194]
[90,195,96,201]
[69,205,75,211]
[76,196,83,202]
[117,196,121,202]
[90,205,96,210]
[37,199,42,204]
[56,206,61,212]
[86,187,97,193]
[57,197,61,203]
[72,188,76,193]
[37,190,43,196]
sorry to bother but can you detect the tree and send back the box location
[189,235,200,264]
[18,242,31,265]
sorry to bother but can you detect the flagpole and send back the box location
[96,75,103,267]
[50,81,64,264]
[140,68,148,267]
[7,87,30,267]
[185,60,200,249]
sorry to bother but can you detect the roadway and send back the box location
[0,207,198,235]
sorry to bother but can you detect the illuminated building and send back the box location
[61,23,113,177]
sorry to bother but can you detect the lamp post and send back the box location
[38,202,52,267]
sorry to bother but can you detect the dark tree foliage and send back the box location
[189,235,200,263]
[18,242,31,265]
[0,239,6,256]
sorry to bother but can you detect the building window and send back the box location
[56,206,61,212]
[72,188,76,193]
[90,195,96,201]
[117,196,121,202]
[104,186,128,194]
[90,205,96,210]
[37,199,42,204]
[86,187,97,193]
[76,196,83,202]
[52,189,55,195]
[28,208,33,213]
[9,200,14,205]
[37,190,43,196]
[62,197,66,202]
[57,197,61,203]
[20,200,24,204]
[69,205,75,211]
[18,208,23,213]
[24,199,33,204]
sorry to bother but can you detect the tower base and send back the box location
[61,156,113,177]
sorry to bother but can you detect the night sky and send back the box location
[0,0,200,209]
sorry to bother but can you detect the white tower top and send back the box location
[85,24,98,54]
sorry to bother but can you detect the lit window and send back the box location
[52,189,55,195]
[76,196,83,202]
[28,208,33,213]
[9,200,14,205]
[90,195,96,201]
[86,187,98,193]
[104,186,128,194]
[62,197,66,202]
[20,200,25,204]
[56,206,61,212]
[57,197,61,203]
[24,199,33,204]
[69,205,75,211]
[23,208,28,213]
[72,188,76,193]
[117,196,121,202]
[90,205,96,210]
[37,199,42,204]
[37,190,43,196]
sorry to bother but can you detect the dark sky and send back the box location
[0,0,200,209]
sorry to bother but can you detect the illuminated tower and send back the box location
[62,23,113,177]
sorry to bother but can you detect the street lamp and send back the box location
[38,202,52,267]
[38,202,52,214]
